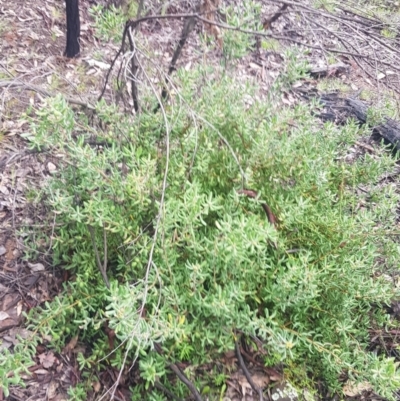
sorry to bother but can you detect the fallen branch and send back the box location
[263,3,289,29]
[235,339,264,401]
[297,89,400,150]
[98,25,129,102]
[154,381,183,401]
[168,363,203,401]
[346,98,400,150]
[154,344,203,401]
[99,1,400,109]
[112,10,386,69]
[308,62,350,78]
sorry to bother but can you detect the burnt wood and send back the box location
[295,87,400,150]
[309,62,350,78]
[338,96,400,150]
[65,0,80,58]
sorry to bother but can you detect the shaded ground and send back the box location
[1,0,400,400]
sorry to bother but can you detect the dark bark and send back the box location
[297,89,400,150]
[65,0,80,58]
[345,98,400,150]
[309,62,350,78]
[154,11,199,112]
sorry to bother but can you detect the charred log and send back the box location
[65,0,80,58]
[295,86,400,150]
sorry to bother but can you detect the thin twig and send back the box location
[235,339,264,401]
[169,363,203,401]
[154,344,203,401]
[106,35,171,401]
[153,2,207,113]
[158,4,199,107]
[101,4,400,110]
[263,3,288,29]
[154,381,183,401]
[126,26,141,113]
[122,11,392,62]
[98,24,129,102]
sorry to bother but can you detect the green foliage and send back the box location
[381,27,397,39]
[90,4,127,43]
[213,371,228,387]
[20,61,400,401]
[0,344,36,397]
[139,354,166,389]
[311,0,336,13]
[220,1,263,60]
[67,383,87,401]
[119,0,139,19]
[260,38,280,51]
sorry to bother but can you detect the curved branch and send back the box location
[235,339,264,401]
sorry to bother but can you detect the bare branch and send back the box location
[235,339,264,401]
[126,26,141,113]
[154,344,203,401]
[156,2,200,110]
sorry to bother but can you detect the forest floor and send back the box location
[1,0,400,400]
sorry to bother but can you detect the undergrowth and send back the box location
[7,61,400,400]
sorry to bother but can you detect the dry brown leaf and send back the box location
[0,311,10,321]
[16,301,23,317]
[92,381,101,392]
[251,371,270,388]
[35,369,49,375]
[28,262,45,272]
[269,371,282,382]
[39,351,57,368]
[62,335,78,354]
[2,293,19,310]
[343,381,372,397]
[47,380,59,399]
[0,318,17,332]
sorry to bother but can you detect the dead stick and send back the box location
[168,363,203,401]
[155,3,200,111]
[154,344,203,401]
[126,26,140,113]
[115,8,400,71]
[154,381,183,401]
[122,13,385,63]
[103,225,108,283]
[263,4,288,29]
[98,23,130,102]
[235,340,264,401]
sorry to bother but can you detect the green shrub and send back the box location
[90,4,128,43]
[22,66,400,400]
